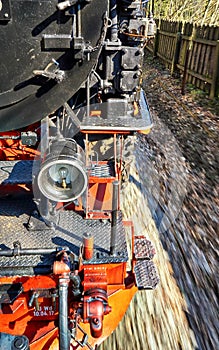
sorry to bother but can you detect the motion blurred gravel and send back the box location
[99,53,218,350]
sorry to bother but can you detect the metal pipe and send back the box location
[39,193,50,218]
[59,277,70,350]
[110,180,119,255]
[86,74,90,118]
[38,116,50,218]
[110,0,118,42]
[0,135,20,140]
[83,233,94,260]
[77,3,82,38]
[0,247,66,257]
[0,266,52,276]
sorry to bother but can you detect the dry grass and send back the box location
[99,164,196,350]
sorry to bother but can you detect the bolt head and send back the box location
[13,337,24,349]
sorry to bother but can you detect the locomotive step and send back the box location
[0,160,33,186]
[134,236,156,260]
[0,198,128,273]
[134,260,159,290]
[80,89,153,132]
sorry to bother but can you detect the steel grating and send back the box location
[134,260,159,290]
[0,198,128,272]
[81,113,152,131]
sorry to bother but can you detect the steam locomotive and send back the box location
[0,0,159,349]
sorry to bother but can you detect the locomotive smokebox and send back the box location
[37,139,87,202]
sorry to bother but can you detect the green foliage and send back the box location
[149,0,219,25]
[186,84,219,114]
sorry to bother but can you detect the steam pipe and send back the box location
[59,277,70,350]
[110,180,119,255]
[86,74,90,117]
[0,266,52,276]
[110,0,118,41]
[0,246,69,257]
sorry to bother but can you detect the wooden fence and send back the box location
[147,20,219,98]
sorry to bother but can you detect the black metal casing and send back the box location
[0,0,108,131]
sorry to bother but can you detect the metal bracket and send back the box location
[42,34,72,51]
[33,58,65,82]
[57,0,92,11]
[41,34,90,61]
[71,323,94,350]
[0,283,23,304]
[27,210,57,231]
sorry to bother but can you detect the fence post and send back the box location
[153,28,159,58]
[181,25,196,94]
[171,30,182,75]
[210,40,219,99]
[181,47,190,95]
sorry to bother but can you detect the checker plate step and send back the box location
[134,260,159,290]
[0,161,33,185]
[0,198,128,274]
[134,236,156,260]
[80,89,153,132]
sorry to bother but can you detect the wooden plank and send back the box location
[182,36,216,46]
[202,45,212,77]
[146,45,154,54]
[171,31,182,75]
[198,26,210,80]
[159,31,178,38]
[198,43,207,75]
[177,64,213,84]
[210,40,219,98]
[189,41,196,72]
[153,28,159,57]
[194,42,203,74]
[158,32,163,57]
[167,36,171,60]
[179,38,189,66]
[199,44,209,76]
[157,52,172,65]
